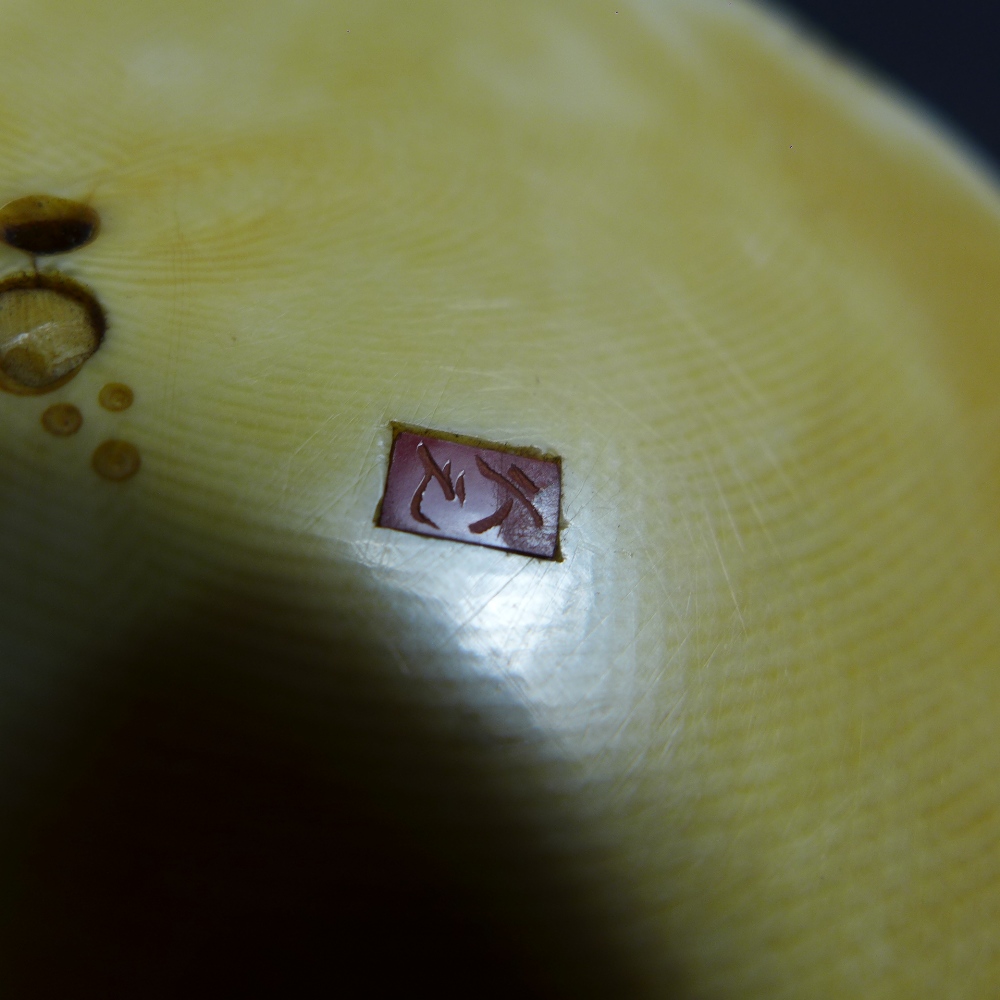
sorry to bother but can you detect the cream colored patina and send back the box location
[0,1,999,997]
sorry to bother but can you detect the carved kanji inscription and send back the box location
[378,430,561,559]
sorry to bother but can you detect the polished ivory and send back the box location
[0,2,998,996]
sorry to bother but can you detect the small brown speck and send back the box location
[99,382,133,412]
[41,402,82,436]
[92,439,140,481]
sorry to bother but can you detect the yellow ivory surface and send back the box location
[1,1,999,996]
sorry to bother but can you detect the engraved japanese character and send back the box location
[410,441,465,528]
[468,456,543,534]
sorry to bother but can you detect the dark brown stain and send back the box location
[0,194,100,256]
[92,439,141,481]
[98,382,133,412]
[41,402,83,437]
[0,271,106,395]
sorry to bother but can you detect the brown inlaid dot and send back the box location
[0,194,100,256]
[92,439,140,481]
[98,382,133,411]
[0,289,98,389]
[41,402,83,436]
[0,272,105,395]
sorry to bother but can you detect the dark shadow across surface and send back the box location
[0,540,662,998]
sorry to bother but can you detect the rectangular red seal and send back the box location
[377,427,561,559]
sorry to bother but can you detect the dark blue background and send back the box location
[777,1,1000,169]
